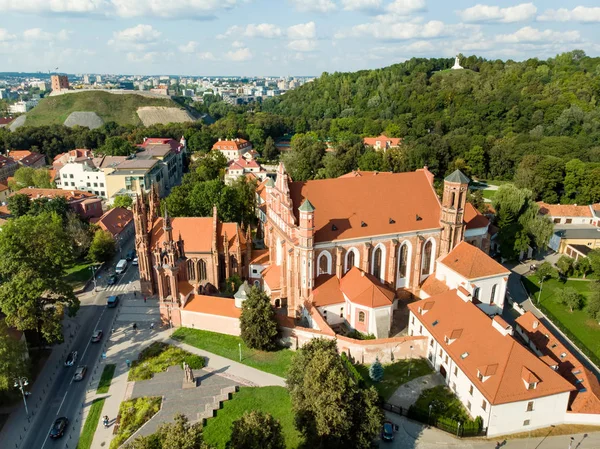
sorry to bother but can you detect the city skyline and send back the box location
[0,1,599,76]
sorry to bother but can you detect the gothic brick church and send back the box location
[133,185,251,326]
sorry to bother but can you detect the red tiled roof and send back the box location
[337,170,393,178]
[262,264,281,291]
[409,291,574,405]
[250,249,269,265]
[312,274,345,307]
[516,312,600,414]
[151,217,213,253]
[441,241,509,280]
[15,188,96,203]
[420,275,450,297]
[363,135,402,148]
[0,182,8,192]
[340,267,395,308]
[183,294,241,319]
[228,157,260,170]
[139,138,181,153]
[464,202,489,230]
[537,202,592,218]
[217,222,246,253]
[0,117,14,126]
[95,207,133,238]
[212,138,252,151]
[256,178,269,201]
[289,169,441,243]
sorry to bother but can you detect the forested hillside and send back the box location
[262,51,600,203]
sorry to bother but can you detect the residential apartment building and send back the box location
[13,188,102,219]
[57,161,108,198]
[8,100,38,114]
[0,155,18,182]
[363,134,402,151]
[224,153,269,185]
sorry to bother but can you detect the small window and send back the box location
[444,355,448,364]
[523,420,530,426]
[469,385,474,395]
[419,325,423,334]
[566,219,572,224]
[87,182,91,187]
[62,173,67,178]
[454,367,458,376]
[467,401,471,411]
[478,372,484,381]
[100,191,105,197]
[432,320,439,327]
[473,287,480,300]
[340,307,344,318]
[252,269,257,274]
[100,183,104,187]
[71,182,75,186]
[528,383,536,390]
[93,183,98,187]
[358,311,365,323]
[411,317,415,325]
[430,339,434,347]
[452,382,456,392]
[69,174,74,178]
[482,400,487,411]
[439,349,443,357]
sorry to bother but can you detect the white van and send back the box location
[115,259,128,275]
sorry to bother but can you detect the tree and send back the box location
[574,257,592,278]
[88,230,116,264]
[556,255,575,276]
[0,321,29,391]
[229,410,285,449]
[536,262,557,284]
[123,414,207,449]
[7,193,31,217]
[263,136,279,161]
[368,357,384,383]
[558,287,583,312]
[282,133,326,181]
[586,282,600,321]
[112,195,133,209]
[194,151,228,182]
[588,249,600,275]
[97,136,136,156]
[0,213,78,343]
[28,196,70,221]
[287,338,383,449]
[240,287,278,351]
[66,212,93,258]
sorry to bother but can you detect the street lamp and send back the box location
[407,345,414,378]
[537,275,546,305]
[428,403,433,424]
[238,343,242,362]
[14,377,29,415]
[91,265,98,291]
[569,437,574,449]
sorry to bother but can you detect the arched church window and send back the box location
[450,191,456,208]
[358,311,365,323]
[474,287,480,300]
[187,259,196,281]
[318,252,330,275]
[490,284,497,304]
[230,256,238,272]
[347,250,355,272]
[199,259,207,281]
[372,247,382,279]
[398,244,408,278]
[421,240,433,276]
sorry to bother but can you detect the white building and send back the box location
[224,153,268,185]
[58,161,108,198]
[212,138,253,161]
[408,290,574,437]
[8,99,38,114]
[538,202,600,226]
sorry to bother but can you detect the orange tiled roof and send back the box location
[95,207,133,238]
[340,267,395,308]
[183,294,241,319]
[441,241,509,280]
[0,182,8,192]
[212,138,251,151]
[312,274,345,307]
[15,188,96,202]
[464,202,489,230]
[289,169,441,243]
[538,202,592,218]
[515,312,600,414]
[178,281,194,298]
[256,178,269,201]
[8,150,34,161]
[420,275,450,297]
[262,264,281,291]
[218,222,246,252]
[250,249,269,265]
[337,170,394,178]
[151,217,213,253]
[363,135,402,147]
[409,291,574,405]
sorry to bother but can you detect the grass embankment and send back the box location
[128,342,205,381]
[523,276,600,365]
[203,386,303,449]
[356,358,433,400]
[414,385,474,423]
[26,91,178,126]
[64,262,96,290]
[97,364,116,394]
[110,397,162,449]
[172,328,294,378]
[76,398,105,449]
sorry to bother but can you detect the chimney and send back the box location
[492,316,514,336]
[532,321,539,329]
[361,271,365,277]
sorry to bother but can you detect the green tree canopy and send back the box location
[123,413,208,449]
[0,321,29,391]
[263,136,279,161]
[536,262,557,284]
[97,136,136,156]
[8,167,53,190]
[229,410,285,449]
[112,195,133,209]
[240,287,278,351]
[558,287,583,312]
[88,229,116,264]
[7,193,31,217]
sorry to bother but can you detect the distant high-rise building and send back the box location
[83,74,90,84]
[51,75,69,91]
[96,75,102,83]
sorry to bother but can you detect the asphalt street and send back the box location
[23,261,138,449]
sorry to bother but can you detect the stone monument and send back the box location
[451,55,463,70]
[182,361,197,389]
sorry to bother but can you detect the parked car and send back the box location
[49,417,69,439]
[126,250,136,261]
[116,259,128,275]
[107,295,119,308]
[73,365,87,382]
[381,421,394,442]
[132,257,138,266]
[64,351,78,367]
[91,330,103,343]
[107,273,118,286]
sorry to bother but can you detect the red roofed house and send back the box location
[53,149,94,170]
[8,150,46,168]
[538,202,598,226]
[14,188,102,219]
[363,134,402,151]
[463,202,491,252]
[133,185,252,327]
[0,155,19,182]
[408,291,574,436]
[224,152,268,185]
[212,138,253,161]
[0,182,10,203]
[92,207,134,249]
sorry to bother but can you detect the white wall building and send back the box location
[58,161,108,198]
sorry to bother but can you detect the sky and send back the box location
[0,0,599,76]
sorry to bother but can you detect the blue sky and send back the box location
[0,1,599,76]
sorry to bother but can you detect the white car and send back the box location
[132,257,138,266]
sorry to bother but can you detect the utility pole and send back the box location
[14,377,29,415]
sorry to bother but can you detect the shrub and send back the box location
[369,357,384,383]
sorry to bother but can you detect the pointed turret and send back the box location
[148,183,160,228]
[163,205,173,243]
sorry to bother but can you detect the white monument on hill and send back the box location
[451,55,463,70]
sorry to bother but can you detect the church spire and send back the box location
[163,205,173,242]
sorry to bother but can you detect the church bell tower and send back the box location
[439,170,470,258]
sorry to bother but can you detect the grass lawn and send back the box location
[97,364,116,394]
[203,386,303,449]
[481,189,496,201]
[172,328,294,378]
[356,358,433,401]
[413,385,472,423]
[76,398,105,449]
[128,342,205,381]
[64,261,96,290]
[523,276,600,364]
[110,396,162,449]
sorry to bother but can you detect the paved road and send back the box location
[22,263,138,449]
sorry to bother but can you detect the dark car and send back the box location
[107,273,118,286]
[107,295,119,308]
[91,329,103,343]
[64,351,78,367]
[126,250,136,261]
[49,417,69,439]
[381,421,394,442]
[73,365,87,382]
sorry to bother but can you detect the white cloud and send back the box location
[231,40,244,48]
[218,23,282,39]
[386,0,426,16]
[178,41,198,53]
[336,19,445,40]
[287,22,316,40]
[404,40,436,52]
[289,0,335,13]
[0,0,103,14]
[127,51,159,63]
[495,26,581,44]
[341,0,381,11]
[226,47,252,61]
[287,39,317,52]
[198,52,215,60]
[108,24,161,51]
[23,28,70,41]
[458,3,537,23]
[0,29,16,41]
[538,6,600,23]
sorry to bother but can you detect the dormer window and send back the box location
[478,372,484,381]
[461,352,469,359]
[560,352,567,359]
[528,382,537,390]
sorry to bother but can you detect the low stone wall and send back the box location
[563,411,600,425]
[181,311,241,336]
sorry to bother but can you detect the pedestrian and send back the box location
[150,322,155,330]
[134,291,137,297]
[144,296,147,303]
[126,359,131,368]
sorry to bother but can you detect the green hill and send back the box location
[25,91,181,127]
